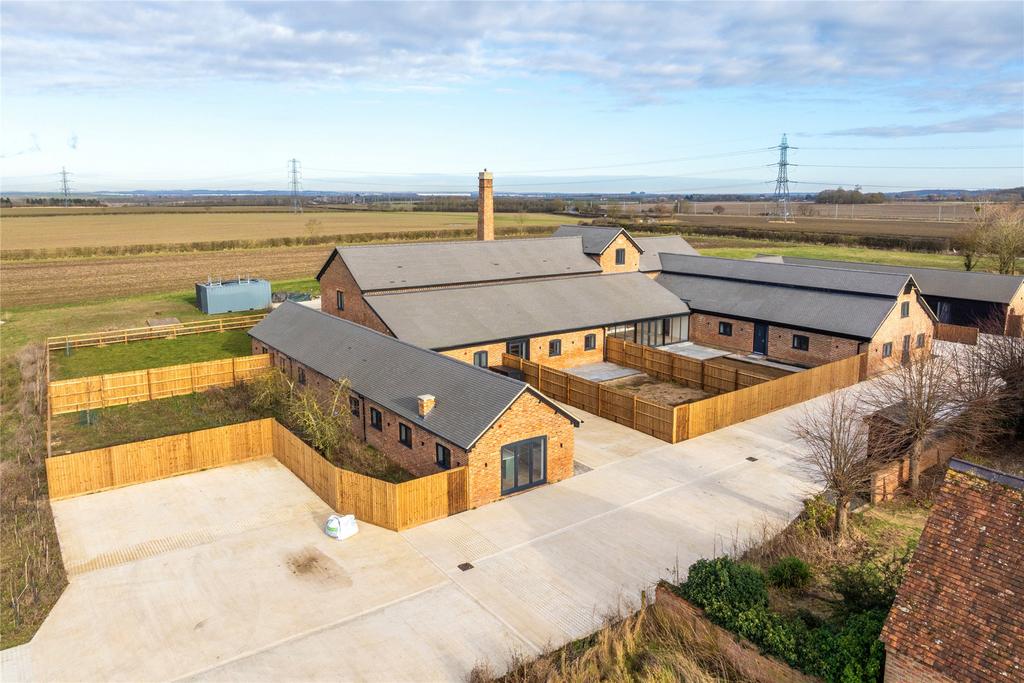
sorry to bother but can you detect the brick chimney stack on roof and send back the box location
[478,170,494,241]
[417,394,436,417]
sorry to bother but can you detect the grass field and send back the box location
[698,242,966,269]
[0,210,578,251]
[51,328,253,379]
[669,213,969,239]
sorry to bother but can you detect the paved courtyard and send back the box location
[3,395,826,682]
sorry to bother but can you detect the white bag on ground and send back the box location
[325,514,359,541]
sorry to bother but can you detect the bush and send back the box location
[681,557,768,616]
[767,557,812,590]
[795,494,835,536]
[830,544,913,613]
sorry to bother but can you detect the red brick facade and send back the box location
[255,339,576,509]
[594,233,641,273]
[441,327,606,370]
[865,289,933,376]
[318,255,392,334]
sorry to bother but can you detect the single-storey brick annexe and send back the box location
[249,302,578,509]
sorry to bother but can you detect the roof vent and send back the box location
[417,394,436,417]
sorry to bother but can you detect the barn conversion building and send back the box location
[249,302,579,508]
[655,254,935,374]
[761,256,1024,335]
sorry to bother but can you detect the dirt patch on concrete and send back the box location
[285,546,351,587]
[605,374,711,406]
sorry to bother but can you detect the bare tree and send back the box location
[864,354,955,491]
[956,218,988,272]
[978,205,1024,275]
[945,341,1011,453]
[287,380,354,465]
[977,326,1024,439]
[792,392,875,538]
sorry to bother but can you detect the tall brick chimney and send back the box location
[477,170,494,241]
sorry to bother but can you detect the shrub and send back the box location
[795,494,835,536]
[830,544,913,613]
[681,557,768,616]
[767,557,812,590]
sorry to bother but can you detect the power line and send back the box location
[799,144,1020,151]
[288,159,302,213]
[796,164,1023,170]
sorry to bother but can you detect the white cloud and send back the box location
[828,110,1024,137]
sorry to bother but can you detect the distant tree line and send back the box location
[412,197,567,213]
[20,197,105,207]
[814,188,885,204]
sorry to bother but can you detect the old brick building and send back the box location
[880,460,1023,683]
[655,254,936,375]
[249,302,578,508]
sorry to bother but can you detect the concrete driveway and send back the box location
[4,397,824,682]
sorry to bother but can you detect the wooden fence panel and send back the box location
[48,354,272,415]
[934,322,979,345]
[45,313,267,352]
[538,366,569,402]
[634,398,674,441]
[395,467,469,530]
[567,376,600,414]
[673,405,688,442]
[605,336,626,365]
[685,354,863,439]
[45,419,274,499]
[671,355,703,388]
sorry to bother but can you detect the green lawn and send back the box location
[51,328,253,380]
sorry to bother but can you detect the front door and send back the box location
[753,322,768,355]
[501,436,547,495]
[506,338,530,360]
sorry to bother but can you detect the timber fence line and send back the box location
[45,419,469,531]
[45,313,267,352]
[933,322,979,346]
[47,354,271,415]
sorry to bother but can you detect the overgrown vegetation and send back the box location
[1,348,67,648]
[50,328,253,379]
[469,600,751,683]
[669,497,925,683]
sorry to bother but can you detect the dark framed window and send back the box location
[792,334,809,351]
[336,290,345,311]
[882,342,893,358]
[369,407,382,430]
[548,339,562,357]
[436,443,451,469]
[900,301,910,318]
[297,367,307,385]
[916,333,926,348]
[473,350,488,367]
[903,334,911,355]
[398,422,412,448]
[584,333,597,351]
[718,321,733,336]
[349,396,360,417]
[614,248,626,265]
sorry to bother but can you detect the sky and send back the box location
[1,1,1023,194]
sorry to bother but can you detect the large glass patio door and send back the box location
[500,436,547,495]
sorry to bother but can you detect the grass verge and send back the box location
[50,328,254,380]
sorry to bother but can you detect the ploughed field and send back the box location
[0,210,578,252]
[669,212,970,239]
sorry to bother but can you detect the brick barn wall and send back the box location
[866,289,934,376]
[689,313,754,353]
[1006,285,1024,335]
[765,325,861,368]
[259,342,576,506]
[596,233,641,273]
[441,327,606,370]
[465,391,575,508]
[883,650,957,683]
[318,256,392,335]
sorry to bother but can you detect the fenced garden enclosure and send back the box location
[933,322,979,345]
[45,419,469,531]
[507,339,867,444]
[44,313,267,352]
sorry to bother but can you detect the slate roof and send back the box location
[316,236,601,291]
[634,236,700,271]
[248,302,575,449]
[659,253,912,298]
[881,461,1024,683]
[656,272,896,339]
[551,225,641,255]
[779,256,1024,304]
[365,272,690,350]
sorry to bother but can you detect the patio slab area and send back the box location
[563,361,642,383]
[658,341,732,361]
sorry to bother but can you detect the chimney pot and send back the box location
[417,394,436,417]
[477,170,494,241]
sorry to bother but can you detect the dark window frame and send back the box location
[882,342,893,358]
[435,443,451,469]
[349,395,360,417]
[584,333,597,351]
[473,350,488,367]
[916,333,926,348]
[792,334,810,351]
[297,367,307,385]
[614,247,626,265]
[336,290,345,311]
[548,339,562,357]
[718,321,733,337]
[900,301,910,318]
[398,422,412,448]
[369,407,383,431]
